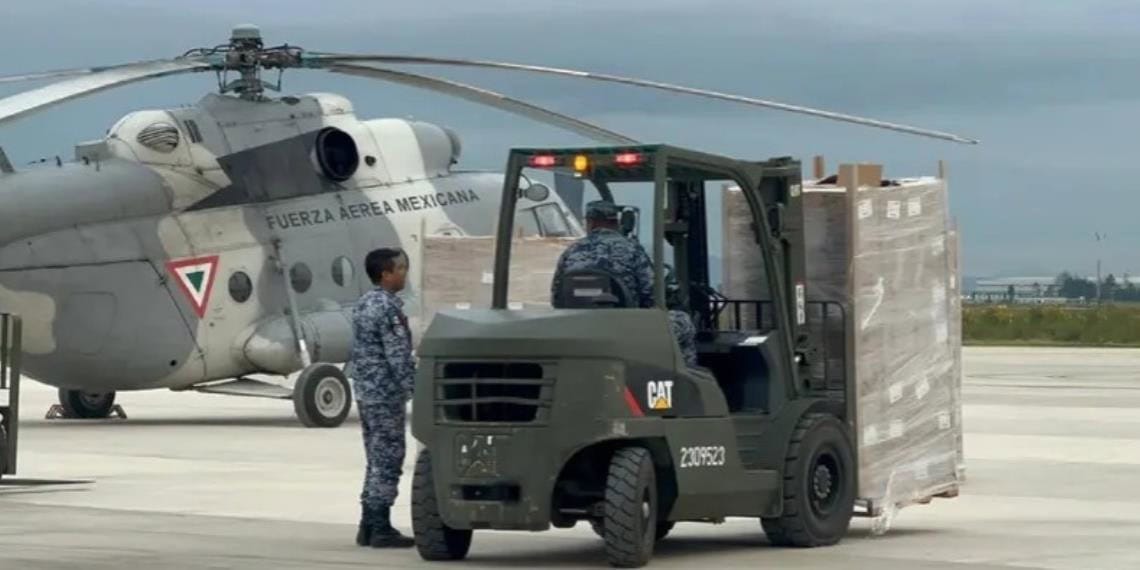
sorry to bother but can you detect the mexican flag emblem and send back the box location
[166,255,220,318]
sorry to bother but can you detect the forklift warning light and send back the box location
[526,151,648,170]
[614,152,645,166]
[528,155,559,168]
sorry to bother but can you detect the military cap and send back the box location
[585,200,620,221]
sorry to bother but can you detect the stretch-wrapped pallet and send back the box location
[721,164,963,532]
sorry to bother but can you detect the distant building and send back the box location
[967,277,1069,304]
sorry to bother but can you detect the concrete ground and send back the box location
[2,346,1140,569]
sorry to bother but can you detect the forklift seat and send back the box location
[554,268,636,309]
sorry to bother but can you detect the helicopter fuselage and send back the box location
[0,91,579,393]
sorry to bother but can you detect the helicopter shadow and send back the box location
[24,415,358,429]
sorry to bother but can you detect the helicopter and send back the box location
[0,25,977,428]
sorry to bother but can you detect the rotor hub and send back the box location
[230,24,264,47]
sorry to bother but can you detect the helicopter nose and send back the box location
[0,159,173,247]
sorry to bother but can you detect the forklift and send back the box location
[1,313,21,480]
[410,145,854,568]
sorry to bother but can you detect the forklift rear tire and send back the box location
[412,449,473,561]
[292,363,352,428]
[761,413,855,548]
[602,447,659,568]
[0,424,7,478]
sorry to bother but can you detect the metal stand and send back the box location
[1,313,22,477]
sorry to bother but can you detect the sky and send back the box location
[2,0,1139,279]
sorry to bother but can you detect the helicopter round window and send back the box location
[228,271,253,303]
[332,256,354,287]
[290,263,313,294]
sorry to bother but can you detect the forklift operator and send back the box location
[549,200,655,309]
[550,200,698,368]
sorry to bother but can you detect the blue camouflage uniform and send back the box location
[550,206,654,308]
[664,266,698,368]
[668,310,698,368]
[347,287,416,511]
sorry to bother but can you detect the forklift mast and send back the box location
[666,156,808,347]
[754,157,809,349]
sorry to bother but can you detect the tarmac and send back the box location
[2,346,1140,569]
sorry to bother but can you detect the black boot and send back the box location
[369,506,415,548]
[356,504,375,547]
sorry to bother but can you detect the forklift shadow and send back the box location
[468,536,767,568]
[463,533,787,567]
[846,525,942,540]
[466,525,941,567]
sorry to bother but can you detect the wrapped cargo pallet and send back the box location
[409,235,575,341]
[721,162,964,534]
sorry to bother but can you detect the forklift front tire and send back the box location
[762,413,855,548]
[591,519,674,542]
[412,449,473,561]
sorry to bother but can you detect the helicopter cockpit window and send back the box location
[314,127,360,182]
[532,203,572,237]
[290,263,313,293]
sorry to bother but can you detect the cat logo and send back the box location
[647,380,674,410]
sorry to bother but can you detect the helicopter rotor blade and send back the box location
[0,58,192,84]
[0,59,210,127]
[307,53,979,145]
[325,63,639,145]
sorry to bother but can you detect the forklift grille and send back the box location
[435,361,555,424]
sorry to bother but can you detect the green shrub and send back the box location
[963,304,1140,346]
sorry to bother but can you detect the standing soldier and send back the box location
[348,248,416,548]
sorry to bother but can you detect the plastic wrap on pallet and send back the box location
[408,236,573,343]
[721,173,963,532]
[848,177,961,532]
[946,222,965,481]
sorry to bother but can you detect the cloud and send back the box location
[3,0,1140,276]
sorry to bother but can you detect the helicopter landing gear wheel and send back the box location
[58,390,116,419]
[292,363,352,428]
